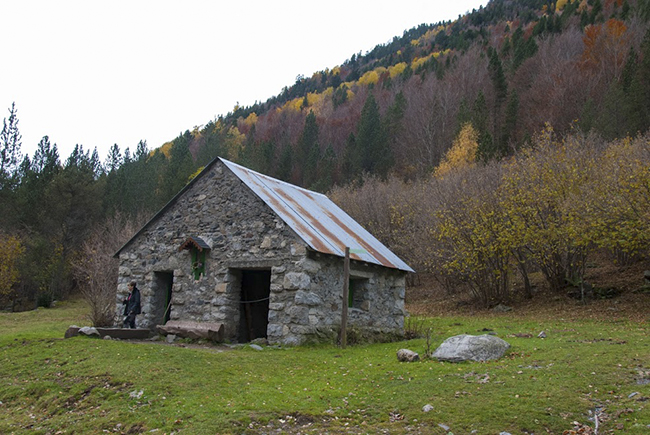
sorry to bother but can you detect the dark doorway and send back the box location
[238,270,271,342]
[152,272,174,326]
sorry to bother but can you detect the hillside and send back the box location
[168,0,650,192]
[2,0,650,310]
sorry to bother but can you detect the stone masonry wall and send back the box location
[269,252,406,344]
[117,159,406,345]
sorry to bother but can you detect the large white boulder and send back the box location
[432,334,510,362]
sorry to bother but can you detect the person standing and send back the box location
[122,281,141,329]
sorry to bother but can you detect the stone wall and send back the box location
[265,252,406,345]
[117,159,406,345]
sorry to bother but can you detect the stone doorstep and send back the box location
[64,326,151,340]
[156,320,225,342]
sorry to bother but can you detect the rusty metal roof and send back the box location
[221,158,414,273]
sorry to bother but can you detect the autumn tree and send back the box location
[433,163,512,306]
[0,233,24,303]
[578,134,650,260]
[498,125,594,291]
[434,123,479,178]
[72,213,146,326]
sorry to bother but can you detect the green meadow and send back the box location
[1,299,648,434]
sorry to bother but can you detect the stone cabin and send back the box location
[114,157,413,345]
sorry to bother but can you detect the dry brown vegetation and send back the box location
[71,213,147,326]
[331,129,650,312]
[405,256,650,322]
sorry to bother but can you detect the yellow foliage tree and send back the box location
[243,112,258,127]
[0,234,24,297]
[306,92,321,107]
[433,167,512,306]
[578,136,650,259]
[188,166,205,183]
[434,123,479,178]
[223,126,245,160]
[358,70,380,86]
[388,63,407,78]
[498,126,595,291]
[159,142,173,158]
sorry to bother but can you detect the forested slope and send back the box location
[1,0,650,309]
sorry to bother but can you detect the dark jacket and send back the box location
[123,287,141,316]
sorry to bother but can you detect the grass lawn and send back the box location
[1,297,648,434]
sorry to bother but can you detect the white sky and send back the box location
[1,0,487,162]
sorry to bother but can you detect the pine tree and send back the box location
[105,144,122,173]
[356,94,392,177]
[276,144,293,183]
[0,102,22,190]
[342,132,358,182]
[298,111,320,187]
[473,91,495,161]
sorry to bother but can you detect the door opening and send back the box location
[153,271,174,326]
[237,269,271,342]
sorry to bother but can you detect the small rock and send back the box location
[397,349,420,362]
[103,335,112,340]
[250,337,268,346]
[538,331,546,338]
[628,392,639,398]
[438,423,450,431]
[129,390,144,399]
[492,304,512,313]
[499,432,512,435]
[422,404,434,412]
[165,334,176,343]
[78,326,100,337]
[249,344,263,351]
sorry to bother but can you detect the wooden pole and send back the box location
[340,247,350,348]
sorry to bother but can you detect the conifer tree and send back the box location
[298,111,320,187]
[0,102,22,191]
[356,94,392,178]
[105,144,122,173]
[276,144,293,183]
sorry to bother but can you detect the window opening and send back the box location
[191,248,206,280]
[349,278,369,310]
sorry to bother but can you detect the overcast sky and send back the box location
[1,0,487,162]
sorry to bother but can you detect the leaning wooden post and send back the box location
[340,246,350,348]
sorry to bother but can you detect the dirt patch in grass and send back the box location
[406,256,650,322]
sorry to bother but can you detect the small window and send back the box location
[191,247,206,280]
[349,278,369,310]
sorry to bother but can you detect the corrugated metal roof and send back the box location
[221,158,414,273]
